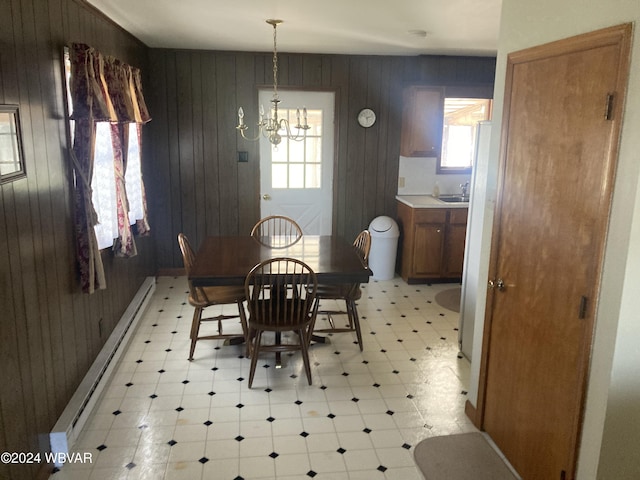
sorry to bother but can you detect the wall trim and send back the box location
[48,277,156,468]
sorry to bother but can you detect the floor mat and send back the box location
[434,287,461,312]
[414,432,518,479]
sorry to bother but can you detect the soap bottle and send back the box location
[432,181,440,198]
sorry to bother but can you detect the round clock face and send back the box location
[357,108,376,128]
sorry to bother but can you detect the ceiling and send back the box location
[86,0,502,57]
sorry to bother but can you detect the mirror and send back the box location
[0,105,26,184]
[437,98,492,174]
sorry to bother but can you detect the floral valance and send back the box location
[69,43,151,124]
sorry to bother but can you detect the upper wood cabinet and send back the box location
[400,86,445,157]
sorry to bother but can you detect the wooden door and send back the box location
[480,25,631,480]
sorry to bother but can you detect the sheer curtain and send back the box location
[92,122,118,250]
[128,123,150,237]
[92,123,148,251]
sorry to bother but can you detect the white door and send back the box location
[259,90,334,235]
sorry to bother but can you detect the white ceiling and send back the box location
[86,0,502,57]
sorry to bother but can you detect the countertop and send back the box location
[396,194,469,209]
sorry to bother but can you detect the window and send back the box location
[438,98,492,173]
[271,108,323,189]
[64,47,147,250]
[0,105,26,183]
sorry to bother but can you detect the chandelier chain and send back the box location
[236,19,309,145]
[272,22,278,99]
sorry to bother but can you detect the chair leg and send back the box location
[298,328,313,385]
[188,307,203,361]
[327,313,336,329]
[248,330,263,388]
[345,299,355,329]
[347,300,364,352]
[246,327,257,358]
[237,300,250,358]
[310,300,319,332]
[275,332,282,368]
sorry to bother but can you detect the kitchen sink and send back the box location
[438,195,469,203]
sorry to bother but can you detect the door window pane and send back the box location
[271,108,323,189]
[272,163,288,188]
[305,164,321,189]
[289,164,304,188]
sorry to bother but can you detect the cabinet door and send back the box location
[443,222,467,276]
[400,86,445,157]
[443,209,468,277]
[412,223,445,276]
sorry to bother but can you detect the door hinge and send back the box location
[579,296,588,319]
[604,93,615,120]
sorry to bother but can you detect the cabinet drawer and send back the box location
[449,209,469,224]
[414,209,447,224]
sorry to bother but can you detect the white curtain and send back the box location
[92,122,145,250]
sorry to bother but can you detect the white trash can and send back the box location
[368,216,400,280]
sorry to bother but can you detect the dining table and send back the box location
[189,235,372,288]
[188,235,372,359]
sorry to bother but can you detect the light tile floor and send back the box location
[52,276,476,479]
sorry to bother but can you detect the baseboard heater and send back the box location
[49,276,156,467]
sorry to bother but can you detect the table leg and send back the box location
[275,332,282,368]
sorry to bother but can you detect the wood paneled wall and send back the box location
[0,1,154,479]
[146,50,496,269]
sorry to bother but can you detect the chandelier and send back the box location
[236,19,310,146]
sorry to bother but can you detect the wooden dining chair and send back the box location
[313,230,371,351]
[250,215,303,247]
[244,257,318,388]
[178,233,248,360]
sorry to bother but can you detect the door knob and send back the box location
[488,278,506,291]
[262,194,271,200]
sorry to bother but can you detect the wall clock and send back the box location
[357,108,376,128]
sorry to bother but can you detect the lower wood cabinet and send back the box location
[397,201,468,282]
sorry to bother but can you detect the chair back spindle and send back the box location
[353,230,371,266]
[251,215,303,248]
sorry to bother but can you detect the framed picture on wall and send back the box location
[0,104,26,184]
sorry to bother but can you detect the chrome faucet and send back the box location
[460,181,470,199]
